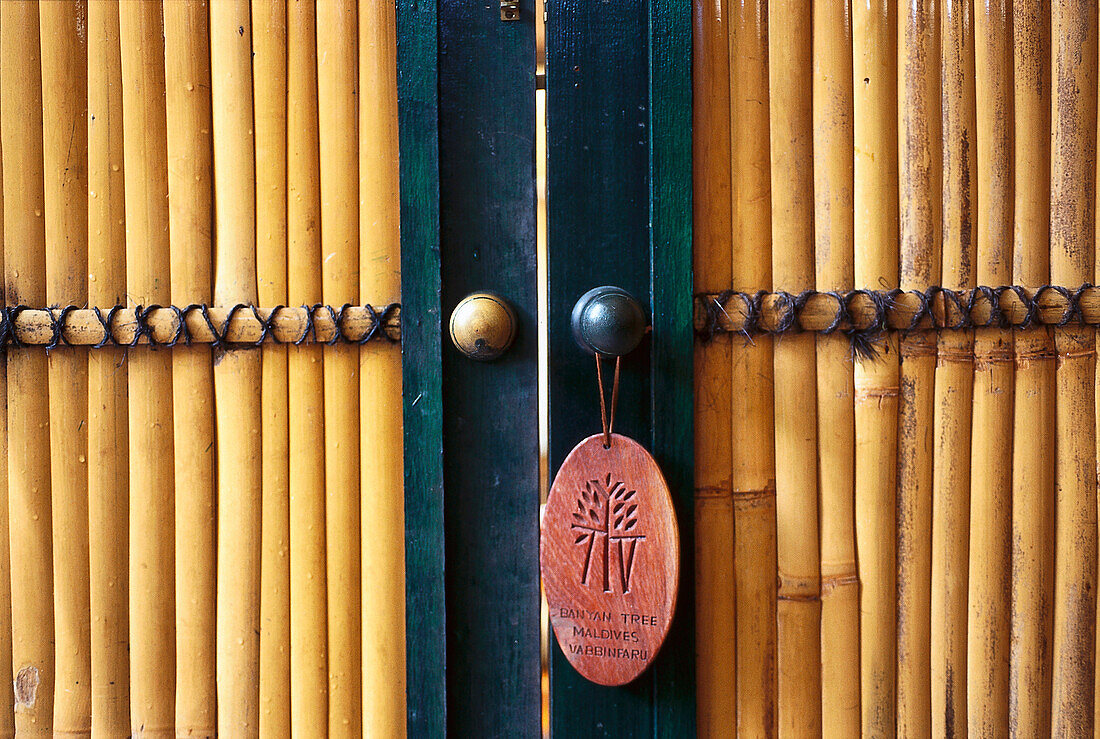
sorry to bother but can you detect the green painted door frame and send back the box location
[397,0,692,734]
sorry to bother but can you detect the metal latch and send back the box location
[501,0,519,21]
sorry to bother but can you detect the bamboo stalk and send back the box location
[1050,1,1098,732]
[287,2,328,731]
[163,4,217,734]
[358,1,406,733]
[768,3,820,734]
[119,3,176,733]
[209,2,263,732]
[896,3,940,732]
[931,1,975,734]
[692,0,735,733]
[252,2,290,736]
[968,4,1014,733]
[86,1,130,733]
[1009,3,1053,734]
[0,30,11,738]
[729,1,777,732]
[1,3,56,733]
[812,0,859,731]
[317,5,362,734]
[39,2,91,733]
[853,1,900,733]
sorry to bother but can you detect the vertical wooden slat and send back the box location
[119,2,176,732]
[768,2,821,734]
[287,2,328,732]
[316,4,362,733]
[209,1,263,732]
[692,0,735,733]
[729,1,777,733]
[253,2,290,736]
[969,3,1014,733]
[358,0,406,733]
[1050,2,1098,733]
[896,2,940,733]
[933,0,975,734]
[0,20,11,734]
[813,0,859,731]
[87,1,130,733]
[853,0,900,733]
[163,3,217,734]
[1,4,54,732]
[40,2,91,733]
[1009,5,1053,734]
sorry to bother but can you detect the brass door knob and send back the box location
[449,292,517,361]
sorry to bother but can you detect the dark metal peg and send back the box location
[570,286,647,357]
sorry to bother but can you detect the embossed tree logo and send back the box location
[571,473,646,593]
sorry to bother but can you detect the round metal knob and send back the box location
[449,292,517,361]
[570,286,647,357]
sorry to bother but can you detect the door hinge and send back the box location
[500,0,519,21]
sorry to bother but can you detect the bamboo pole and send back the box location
[812,0,859,731]
[968,4,1014,733]
[119,3,176,733]
[1050,2,1098,733]
[209,2,263,733]
[932,1,975,734]
[288,2,328,731]
[853,1,900,734]
[1009,2,1053,733]
[39,2,92,733]
[1,4,55,733]
[692,0,735,732]
[0,29,11,738]
[317,5,362,734]
[163,4,217,734]
[768,3,820,734]
[86,1,130,733]
[729,1,777,733]
[359,1,406,734]
[896,3,940,732]
[253,2,291,736]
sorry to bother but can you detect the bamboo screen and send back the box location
[0,1,404,736]
[694,0,1100,735]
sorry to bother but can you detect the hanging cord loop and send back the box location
[595,353,622,449]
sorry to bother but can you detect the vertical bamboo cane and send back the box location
[896,3,940,733]
[86,1,130,733]
[288,2,328,732]
[253,2,290,736]
[729,2,777,733]
[969,4,1014,733]
[813,1,859,731]
[40,3,91,733]
[0,29,11,738]
[209,2,263,732]
[768,3,820,734]
[1050,1,1098,733]
[853,1,900,734]
[317,5,362,733]
[1009,2,1053,733]
[163,4,217,734]
[692,0,735,732]
[2,4,55,733]
[932,1,975,734]
[359,1,407,734]
[119,3,176,733]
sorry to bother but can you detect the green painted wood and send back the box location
[546,0,694,735]
[397,0,445,734]
[437,0,542,735]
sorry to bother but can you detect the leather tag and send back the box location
[540,433,679,686]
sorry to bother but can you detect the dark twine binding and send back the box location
[0,302,402,351]
[695,284,1096,360]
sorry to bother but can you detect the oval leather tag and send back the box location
[540,433,679,686]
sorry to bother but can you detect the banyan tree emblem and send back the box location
[571,473,646,593]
